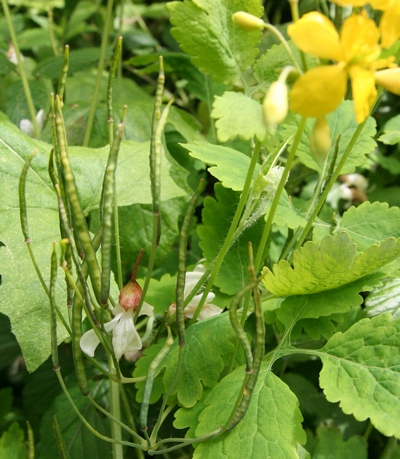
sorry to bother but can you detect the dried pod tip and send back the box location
[119,279,143,311]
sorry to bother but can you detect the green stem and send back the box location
[48,7,59,56]
[190,141,261,323]
[1,0,40,138]
[109,357,123,459]
[83,0,115,147]
[254,117,307,272]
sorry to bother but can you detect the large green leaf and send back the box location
[311,425,367,459]
[319,314,400,438]
[262,232,400,297]
[167,0,263,84]
[0,422,26,459]
[191,362,306,458]
[0,112,187,371]
[365,277,400,319]
[280,101,376,174]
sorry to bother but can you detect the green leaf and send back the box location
[198,184,264,294]
[167,0,263,84]
[0,388,13,431]
[37,379,111,458]
[211,92,266,142]
[192,362,306,458]
[0,112,187,371]
[319,314,400,438]
[267,190,307,229]
[322,201,400,251]
[0,422,26,459]
[183,141,259,191]
[262,232,400,297]
[280,101,377,174]
[365,277,400,319]
[276,274,383,328]
[312,425,367,459]
[134,313,241,408]
[8,0,64,8]
[377,114,400,145]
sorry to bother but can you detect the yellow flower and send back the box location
[288,12,400,122]
[331,0,400,47]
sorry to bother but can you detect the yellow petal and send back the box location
[379,1,400,48]
[375,68,400,95]
[330,0,368,5]
[348,66,377,123]
[340,14,380,65]
[288,12,342,61]
[370,0,391,9]
[290,65,347,118]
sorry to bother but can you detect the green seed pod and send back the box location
[232,11,264,32]
[310,116,331,165]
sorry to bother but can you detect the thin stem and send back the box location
[83,0,115,146]
[1,0,40,138]
[48,7,59,56]
[109,357,123,459]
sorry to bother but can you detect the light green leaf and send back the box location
[8,0,64,8]
[183,141,258,190]
[377,114,400,145]
[280,101,376,174]
[0,422,26,459]
[193,362,306,458]
[211,91,266,142]
[262,232,400,297]
[328,201,400,251]
[167,0,263,84]
[365,277,400,319]
[134,313,242,408]
[312,425,367,459]
[0,112,187,371]
[319,314,400,438]
[267,190,307,229]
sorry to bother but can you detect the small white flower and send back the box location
[169,264,223,320]
[80,298,153,359]
[20,109,45,136]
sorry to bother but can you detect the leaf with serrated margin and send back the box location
[211,92,266,142]
[365,277,400,319]
[167,0,263,85]
[280,101,376,174]
[134,313,241,408]
[377,114,400,145]
[262,232,400,297]
[192,362,306,458]
[319,314,400,438]
[316,201,400,251]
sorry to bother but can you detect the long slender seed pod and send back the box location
[19,150,49,295]
[101,123,124,305]
[229,282,256,373]
[50,242,60,369]
[57,45,69,107]
[226,243,265,431]
[175,179,204,346]
[150,56,165,215]
[52,416,68,459]
[55,95,102,302]
[140,326,174,430]
[107,36,123,141]
[26,422,34,459]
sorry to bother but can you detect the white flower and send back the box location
[20,109,45,136]
[169,264,223,320]
[80,302,153,360]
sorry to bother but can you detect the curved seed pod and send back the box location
[100,123,124,305]
[55,95,102,303]
[57,45,69,108]
[50,242,60,369]
[227,243,265,431]
[19,150,37,242]
[175,179,204,346]
[107,37,122,124]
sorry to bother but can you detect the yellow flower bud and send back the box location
[310,116,331,164]
[232,11,264,32]
[263,81,288,129]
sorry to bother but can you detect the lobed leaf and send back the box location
[167,0,263,84]
[319,314,400,438]
[311,425,367,459]
[377,114,400,145]
[262,232,400,297]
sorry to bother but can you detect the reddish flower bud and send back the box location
[119,279,143,311]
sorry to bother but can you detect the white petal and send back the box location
[139,302,154,317]
[20,119,34,136]
[80,329,101,357]
[112,304,126,316]
[197,304,223,320]
[112,309,142,359]
[36,109,45,131]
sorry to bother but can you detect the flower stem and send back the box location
[1,0,40,138]
[109,357,123,459]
